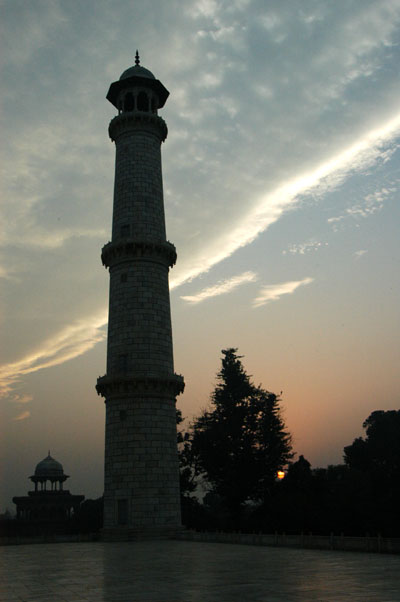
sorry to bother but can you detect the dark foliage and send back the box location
[189,348,293,524]
[343,410,400,536]
[72,497,103,533]
[181,402,400,537]
[177,408,206,528]
[246,411,400,536]
[177,409,199,499]
[344,410,400,477]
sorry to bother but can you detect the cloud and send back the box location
[0,0,68,68]
[0,266,19,281]
[0,311,107,399]
[347,186,395,218]
[172,112,400,289]
[0,226,108,251]
[0,120,109,251]
[283,240,328,255]
[355,250,368,259]
[327,216,346,224]
[12,410,31,422]
[188,0,219,19]
[181,271,257,304]
[327,183,396,227]
[9,394,33,404]
[253,277,314,308]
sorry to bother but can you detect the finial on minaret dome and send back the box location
[135,50,140,66]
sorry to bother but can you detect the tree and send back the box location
[177,409,209,529]
[344,410,400,477]
[265,455,316,534]
[176,408,198,498]
[73,497,103,533]
[343,410,400,535]
[190,348,293,520]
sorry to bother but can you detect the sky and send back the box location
[1,0,400,512]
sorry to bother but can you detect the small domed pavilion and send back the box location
[30,452,68,492]
[13,453,84,525]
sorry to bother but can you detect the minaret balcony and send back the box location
[109,112,168,142]
[96,373,185,399]
[101,239,177,269]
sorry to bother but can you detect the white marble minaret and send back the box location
[96,52,184,540]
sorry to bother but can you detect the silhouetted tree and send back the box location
[190,348,293,524]
[344,410,400,477]
[73,497,103,533]
[177,408,208,528]
[254,454,322,534]
[177,409,198,498]
[344,409,400,535]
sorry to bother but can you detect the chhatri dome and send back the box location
[34,452,65,478]
[29,451,69,491]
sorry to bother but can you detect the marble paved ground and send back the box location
[1,540,400,601]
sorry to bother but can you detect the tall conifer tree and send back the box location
[191,349,293,516]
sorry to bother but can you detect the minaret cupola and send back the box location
[106,51,169,114]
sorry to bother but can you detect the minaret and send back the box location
[96,52,184,540]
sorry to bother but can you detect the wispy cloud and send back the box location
[0,226,108,250]
[181,271,257,304]
[328,184,396,227]
[327,215,346,224]
[0,266,18,281]
[253,277,314,308]
[347,187,392,218]
[0,310,107,399]
[9,393,33,404]
[283,240,328,255]
[12,410,31,422]
[171,112,400,289]
[354,250,368,259]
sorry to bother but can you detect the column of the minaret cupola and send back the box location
[96,52,184,540]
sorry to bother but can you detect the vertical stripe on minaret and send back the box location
[96,55,184,540]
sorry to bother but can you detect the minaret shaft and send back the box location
[106,121,174,378]
[111,128,166,243]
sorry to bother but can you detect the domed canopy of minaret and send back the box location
[34,453,64,478]
[120,64,155,80]
[107,50,169,110]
